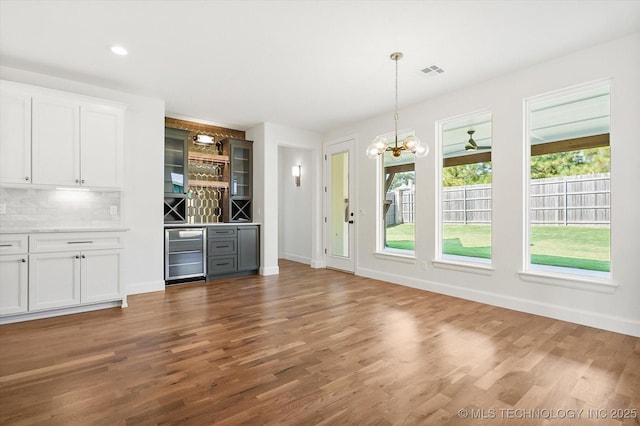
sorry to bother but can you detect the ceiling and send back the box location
[1,0,639,133]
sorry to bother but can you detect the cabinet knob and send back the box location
[25,176,30,181]
[81,254,86,259]
[81,179,85,184]
[75,179,80,184]
[21,258,26,263]
[75,255,80,259]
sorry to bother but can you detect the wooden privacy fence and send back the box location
[529,173,610,225]
[387,173,611,226]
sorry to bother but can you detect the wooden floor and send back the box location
[1,260,638,425]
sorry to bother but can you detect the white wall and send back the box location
[278,146,314,264]
[324,33,640,337]
[247,122,323,273]
[0,66,166,295]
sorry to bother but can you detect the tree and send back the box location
[443,162,492,187]
[530,146,610,179]
[388,172,415,190]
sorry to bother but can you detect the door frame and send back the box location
[323,137,356,273]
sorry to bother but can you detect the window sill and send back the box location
[374,250,415,264]
[432,258,494,276]
[518,270,617,294]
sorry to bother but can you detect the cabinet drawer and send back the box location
[0,234,28,255]
[208,239,236,255]
[207,256,237,274]
[207,227,237,239]
[30,232,122,253]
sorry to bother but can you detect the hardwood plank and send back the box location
[0,260,638,425]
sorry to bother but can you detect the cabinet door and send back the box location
[81,249,121,303]
[32,96,80,186]
[0,255,28,315]
[237,226,259,271]
[230,142,252,199]
[80,103,124,188]
[29,252,81,310]
[0,85,31,184]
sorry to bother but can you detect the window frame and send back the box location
[521,79,616,292]
[375,130,418,259]
[434,111,494,273]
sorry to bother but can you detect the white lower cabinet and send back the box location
[81,249,121,304]
[0,232,125,321]
[29,252,81,311]
[0,254,28,315]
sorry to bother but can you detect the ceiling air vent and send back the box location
[422,65,444,75]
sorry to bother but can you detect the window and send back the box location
[438,112,492,264]
[381,132,416,255]
[525,81,610,278]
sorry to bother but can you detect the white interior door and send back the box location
[324,139,355,272]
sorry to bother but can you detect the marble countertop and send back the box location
[0,226,129,234]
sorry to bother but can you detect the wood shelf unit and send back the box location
[189,180,229,189]
[188,152,229,164]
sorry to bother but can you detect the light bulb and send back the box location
[373,136,388,151]
[414,143,430,158]
[402,135,418,150]
[366,144,380,158]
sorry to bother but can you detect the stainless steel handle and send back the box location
[67,241,93,244]
[0,244,12,247]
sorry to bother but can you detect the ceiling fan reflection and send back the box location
[465,130,491,151]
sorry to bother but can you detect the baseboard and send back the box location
[281,253,311,265]
[310,259,326,269]
[0,301,123,325]
[126,279,165,295]
[260,265,280,276]
[356,267,640,338]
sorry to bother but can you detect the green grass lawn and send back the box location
[385,223,610,272]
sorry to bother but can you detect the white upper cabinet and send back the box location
[0,84,32,184]
[32,95,80,186]
[0,80,125,189]
[80,103,124,188]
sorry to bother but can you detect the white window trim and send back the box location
[522,79,613,291]
[377,128,418,259]
[435,110,494,268]
[432,257,494,276]
[375,250,416,264]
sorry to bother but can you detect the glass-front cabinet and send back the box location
[225,138,253,222]
[164,128,189,223]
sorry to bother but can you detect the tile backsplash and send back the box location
[0,187,121,229]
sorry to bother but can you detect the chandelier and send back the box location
[366,52,429,159]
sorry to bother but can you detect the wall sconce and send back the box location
[193,134,214,145]
[291,165,301,187]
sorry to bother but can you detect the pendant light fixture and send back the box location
[366,52,429,159]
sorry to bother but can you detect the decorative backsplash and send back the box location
[0,187,121,229]
[165,117,245,157]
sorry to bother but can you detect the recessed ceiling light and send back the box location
[110,45,128,56]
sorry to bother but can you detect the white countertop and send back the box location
[0,226,129,234]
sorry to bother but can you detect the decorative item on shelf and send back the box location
[193,134,214,145]
[292,165,301,187]
[366,52,429,159]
